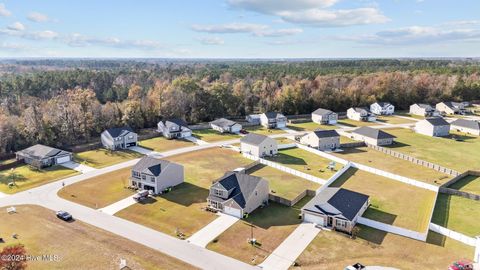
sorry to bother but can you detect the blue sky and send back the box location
[0,0,479,58]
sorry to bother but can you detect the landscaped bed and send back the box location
[74,148,143,168]
[0,205,195,270]
[432,193,480,237]
[287,121,337,131]
[295,225,474,270]
[192,129,241,142]
[138,136,194,152]
[329,168,437,232]
[448,175,480,195]
[207,197,310,265]
[0,165,78,194]
[58,167,135,209]
[331,146,451,185]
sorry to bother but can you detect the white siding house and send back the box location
[415,118,450,137]
[260,112,287,128]
[370,102,395,115]
[210,118,242,134]
[240,133,277,157]
[130,156,184,194]
[347,107,376,122]
[311,108,338,124]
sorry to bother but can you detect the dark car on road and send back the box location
[56,210,73,221]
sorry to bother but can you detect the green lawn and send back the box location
[287,122,338,131]
[295,225,474,270]
[448,175,480,195]
[376,115,416,124]
[385,128,480,172]
[74,149,143,168]
[247,164,320,200]
[192,129,241,142]
[244,126,285,135]
[275,137,295,144]
[337,119,377,127]
[207,198,309,265]
[432,193,480,237]
[330,168,437,232]
[264,147,342,180]
[0,165,78,194]
[138,137,194,152]
[0,158,15,165]
[332,146,451,185]
[396,112,425,120]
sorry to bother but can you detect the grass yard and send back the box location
[244,126,285,135]
[192,129,241,142]
[385,128,480,172]
[116,148,252,237]
[0,158,15,165]
[332,147,451,185]
[0,165,78,194]
[58,167,135,209]
[287,121,338,131]
[295,225,474,270]
[432,193,480,237]
[340,135,357,144]
[448,175,480,195]
[0,205,196,270]
[275,137,295,144]
[396,111,425,120]
[247,164,320,200]
[265,147,342,180]
[74,148,143,168]
[330,168,437,232]
[376,115,417,124]
[138,136,194,152]
[337,119,377,127]
[207,198,310,265]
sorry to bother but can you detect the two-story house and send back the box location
[240,133,278,157]
[370,102,395,115]
[157,118,192,139]
[409,104,440,117]
[311,108,338,125]
[130,156,184,194]
[436,102,466,115]
[347,107,376,122]
[260,112,287,129]
[299,130,340,151]
[101,126,138,150]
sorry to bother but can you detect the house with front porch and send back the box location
[16,144,73,169]
[260,112,287,129]
[210,118,242,134]
[130,156,184,194]
[311,108,338,124]
[370,102,395,115]
[346,107,376,122]
[157,118,192,139]
[101,126,138,150]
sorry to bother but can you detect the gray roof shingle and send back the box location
[424,117,450,126]
[105,126,135,138]
[209,172,266,208]
[263,112,285,119]
[312,129,340,138]
[210,118,238,129]
[240,133,271,146]
[451,119,480,130]
[16,144,71,159]
[132,156,172,176]
[352,126,396,140]
[312,108,335,116]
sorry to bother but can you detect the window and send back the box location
[150,176,155,183]
[213,189,223,196]
[142,174,146,180]
[128,135,134,139]
[335,220,347,228]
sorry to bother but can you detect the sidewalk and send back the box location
[187,213,239,247]
[99,194,137,215]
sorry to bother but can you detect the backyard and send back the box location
[0,205,195,270]
[337,119,377,127]
[287,121,337,131]
[74,148,143,168]
[0,165,78,194]
[329,168,437,232]
[244,126,285,135]
[376,115,417,124]
[295,225,474,270]
[192,129,241,142]
[207,198,310,265]
[431,193,480,237]
[448,175,480,195]
[139,136,194,152]
[385,128,480,172]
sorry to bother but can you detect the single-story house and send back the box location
[370,102,395,115]
[246,114,261,124]
[436,102,466,115]
[16,144,73,169]
[311,108,338,125]
[450,119,480,136]
[260,112,287,129]
[207,171,269,218]
[101,126,138,150]
[157,118,192,139]
[130,156,184,194]
[415,117,450,137]
[350,126,396,146]
[347,107,376,122]
[240,133,278,157]
[210,118,242,134]
[302,187,370,234]
[299,130,340,151]
[409,103,440,117]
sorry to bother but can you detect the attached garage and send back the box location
[224,206,242,218]
[55,155,72,164]
[303,213,325,226]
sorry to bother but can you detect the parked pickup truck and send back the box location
[133,190,150,201]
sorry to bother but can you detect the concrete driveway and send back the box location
[99,194,137,215]
[185,136,209,145]
[187,212,239,247]
[129,145,155,155]
[61,161,96,173]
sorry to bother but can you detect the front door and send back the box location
[328,217,333,226]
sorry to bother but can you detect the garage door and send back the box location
[224,206,242,218]
[304,213,325,226]
[56,156,71,164]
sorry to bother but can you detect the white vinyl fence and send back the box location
[357,217,428,241]
[278,143,297,150]
[429,223,477,246]
[242,153,327,185]
[296,144,348,165]
[316,162,353,194]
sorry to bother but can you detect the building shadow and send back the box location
[244,202,302,229]
[265,153,308,166]
[426,231,447,247]
[430,193,451,227]
[356,224,388,245]
[160,182,210,207]
[363,208,397,225]
[328,167,357,187]
[384,141,411,148]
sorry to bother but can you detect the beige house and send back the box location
[299,130,340,151]
[311,108,338,124]
[450,119,480,136]
[302,187,369,234]
[130,156,184,194]
[240,133,278,157]
[436,102,466,115]
[347,107,376,122]
[350,126,396,146]
[207,172,269,218]
[409,103,440,117]
[415,117,450,137]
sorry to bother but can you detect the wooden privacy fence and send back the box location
[439,170,480,201]
[269,189,316,207]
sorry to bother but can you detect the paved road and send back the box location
[187,213,239,248]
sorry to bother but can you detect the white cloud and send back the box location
[26,30,59,40]
[0,42,29,51]
[254,28,303,37]
[65,33,163,50]
[197,36,224,45]
[27,12,50,22]
[191,23,268,34]
[228,0,338,13]
[0,3,11,16]
[7,22,25,31]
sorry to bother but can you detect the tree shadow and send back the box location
[265,153,308,166]
[160,182,210,207]
[363,208,397,225]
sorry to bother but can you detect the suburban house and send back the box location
[370,102,395,115]
[350,126,396,146]
[207,171,269,218]
[436,102,466,115]
[415,117,451,137]
[210,118,242,134]
[157,119,192,139]
[16,144,73,169]
[299,130,340,151]
[101,126,138,150]
[240,133,278,157]
[347,107,376,122]
[450,119,480,136]
[311,108,338,125]
[130,156,184,194]
[409,103,440,117]
[246,114,261,124]
[301,187,370,234]
[260,112,287,129]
